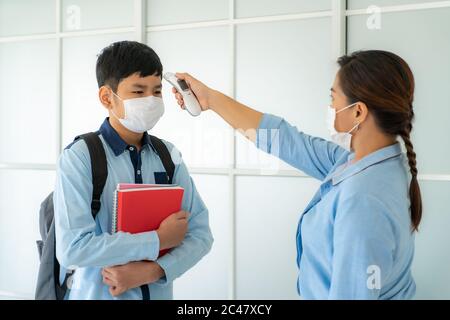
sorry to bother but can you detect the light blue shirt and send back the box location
[54,118,213,300]
[256,114,416,300]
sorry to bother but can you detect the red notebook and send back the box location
[112,183,184,257]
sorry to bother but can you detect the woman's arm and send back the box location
[173,73,263,142]
[172,73,348,180]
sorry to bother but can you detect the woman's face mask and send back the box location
[110,90,165,133]
[326,102,360,151]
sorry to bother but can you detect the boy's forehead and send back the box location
[120,72,162,87]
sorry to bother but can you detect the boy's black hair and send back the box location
[96,41,163,92]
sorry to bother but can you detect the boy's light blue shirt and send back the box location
[256,114,416,300]
[54,118,213,300]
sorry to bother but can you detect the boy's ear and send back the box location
[99,86,113,110]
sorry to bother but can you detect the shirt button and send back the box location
[129,146,134,151]
[137,170,141,175]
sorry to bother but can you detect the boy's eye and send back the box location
[132,91,144,94]
[155,91,162,95]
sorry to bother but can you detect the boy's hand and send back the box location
[157,210,189,250]
[102,261,165,297]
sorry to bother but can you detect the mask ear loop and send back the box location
[109,88,125,120]
[348,122,360,134]
[336,102,359,114]
[111,90,123,101]
[341,102,360,134]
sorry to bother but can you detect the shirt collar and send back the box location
[99,117,156,156]
[331,142,402,186]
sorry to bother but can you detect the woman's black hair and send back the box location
[338,50,422,232]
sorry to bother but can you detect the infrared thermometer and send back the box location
[163,72,202,117]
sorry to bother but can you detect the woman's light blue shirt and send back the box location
[256,113,416,300]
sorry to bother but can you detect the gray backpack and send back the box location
[35,132,175,300]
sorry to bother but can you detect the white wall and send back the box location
[0,0,449,300]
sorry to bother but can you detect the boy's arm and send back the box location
[54,141,160,269]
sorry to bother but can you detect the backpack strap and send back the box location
[78,132,108,216]
[55,132,108,299]
[149,135,175,184]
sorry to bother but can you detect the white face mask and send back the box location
[326,103,359,151]
[110,91,165,133]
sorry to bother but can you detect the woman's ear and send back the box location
[355,102,369,124]
[99,86,113,110]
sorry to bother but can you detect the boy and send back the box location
[54,41,213,299]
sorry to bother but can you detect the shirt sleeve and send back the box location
[256,113,348,181]
[155,142,214,285]
[54,141,160,269]
[329,193,396,299]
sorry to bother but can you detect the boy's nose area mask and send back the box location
[326,102,360,151]
[110,90,165,133]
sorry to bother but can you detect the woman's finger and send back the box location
[175,72,187,81]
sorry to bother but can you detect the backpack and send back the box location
[35,132,175,300]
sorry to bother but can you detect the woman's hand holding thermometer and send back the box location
[163,72,211,116]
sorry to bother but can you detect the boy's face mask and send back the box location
[110,90,165,133]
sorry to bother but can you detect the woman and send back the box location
[171,50,421,299]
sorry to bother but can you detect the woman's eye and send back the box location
[132,91,144,94]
